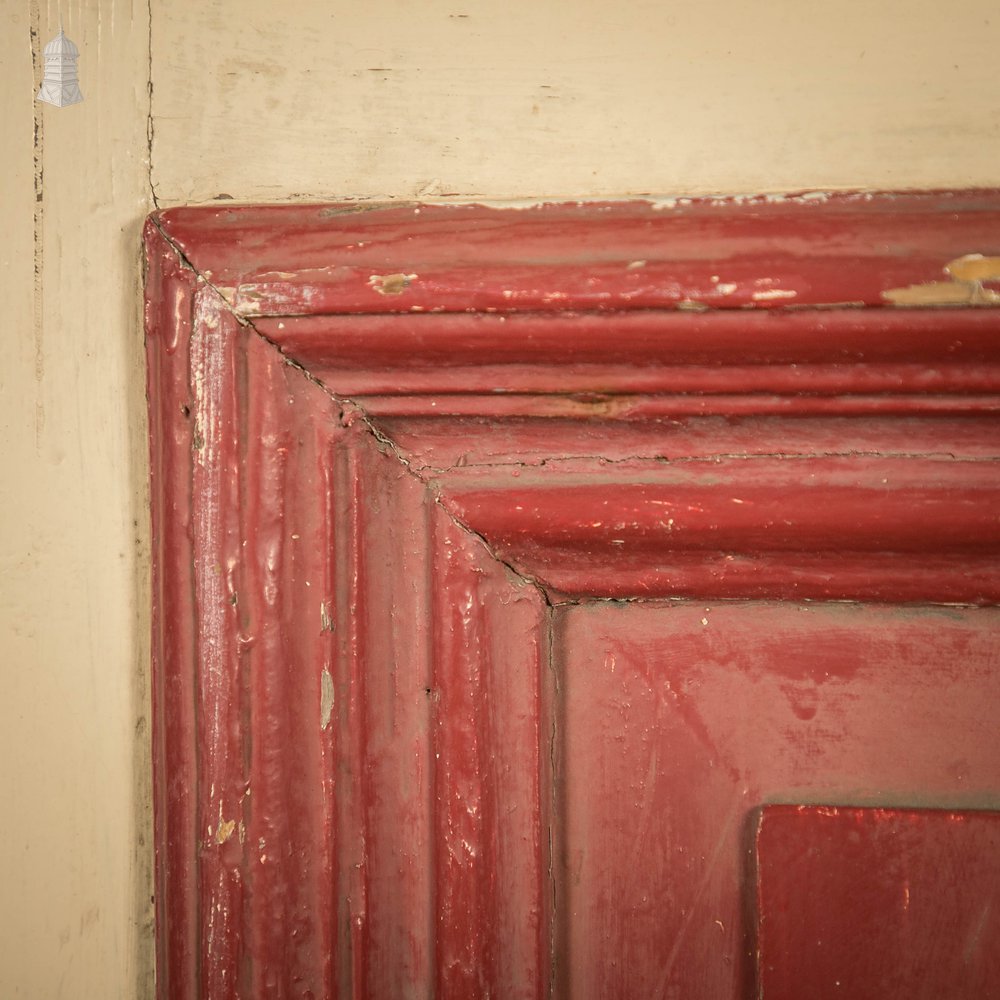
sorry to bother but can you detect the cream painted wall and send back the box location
[2,0,998,996]
[1,2,153,998]
[152,0,1000,203]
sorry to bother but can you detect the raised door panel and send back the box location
[555,602,1000,998]
[755,805,1000,1000]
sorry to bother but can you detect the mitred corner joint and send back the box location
[144,193,1000,999]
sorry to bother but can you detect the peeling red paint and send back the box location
[145,196,1000,999]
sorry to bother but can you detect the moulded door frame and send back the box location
[144,193,1000,999]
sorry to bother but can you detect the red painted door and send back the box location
[557,603,1000,998]
[145,195,1000,999]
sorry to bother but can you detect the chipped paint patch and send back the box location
[368,272,417,295]
[752,288,797,301]
[190,293,226,465]
[320,601,334,633]
[320,668,335,730]
[215,819,236,845]
[883,281,975,306]
[946,254,1000,284]
[649,189,838,210]
[884,254,1000,306]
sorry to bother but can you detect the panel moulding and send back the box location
[145,193,1000,998]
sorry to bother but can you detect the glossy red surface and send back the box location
[438,456,1000,602]
[555,602,1000,999]
[255,309,1000,397]
[155,192,1000,315]
[756,805,1000,999]
[145,272,548,997]
[145,195,1000,998]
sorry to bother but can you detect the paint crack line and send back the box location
[146,0,159,209]
[29,0,45,448]
[149,219,555,608]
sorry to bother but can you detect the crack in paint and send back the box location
[145,0,159,208]
[150,217,556,622]
[29,0,45,447]
[414,449,994,475]
[148,219,998,616]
